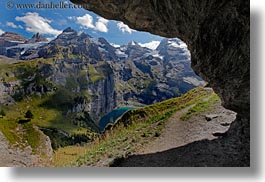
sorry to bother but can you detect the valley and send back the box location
[0,28,209,167]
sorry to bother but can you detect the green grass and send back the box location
[180,93,220,121]
[0,62,19,82]
[68,108,176,167]
[68,54,80,60]
[21,123,41,152]
[88,65,104,83]
[66,77,78,90]
[0,57,102,162]
[107,87,211,131]
[0,117,20,145]
[52,107,178,166]
[0,115,42,153]
[0,92,97,152]
[0,59,99,153]
[90,75,104,83]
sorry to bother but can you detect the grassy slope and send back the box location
[0,58,100,156]
[180,93,220,120]
[53,87,216,167]
[0,94,94,153]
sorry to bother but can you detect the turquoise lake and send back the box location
[99,107,134,132]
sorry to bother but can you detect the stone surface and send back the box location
[25,33,48,44]
[205,114,218,121]
[0,32,26,55]
[0,32,26,42]
[0,131,52,167]
[71,0,250,165]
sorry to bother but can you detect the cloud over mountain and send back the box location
[6,22,23,29]
[117,22,135,34]
[75,14,109,33]
[15,12,62,36]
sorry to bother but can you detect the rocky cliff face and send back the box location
[0,32,26,43]
[0,32,48,59]
[1,28,203,112]
[112,38,203,106]
[71,0,250,165]
[0,60,116,122]
[0,32,26,55]
[0,79,19,105]
[25,33,48,44]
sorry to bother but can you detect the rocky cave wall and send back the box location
[71,0,250,163]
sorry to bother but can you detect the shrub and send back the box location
[0,108,6,116]
[25,110,34,119]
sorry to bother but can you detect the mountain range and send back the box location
[0,27,204,128]
[0,27,206,161]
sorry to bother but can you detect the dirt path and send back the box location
[115,104,238,167]
[142,106,236,154]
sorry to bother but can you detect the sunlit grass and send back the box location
[180,93,220,121]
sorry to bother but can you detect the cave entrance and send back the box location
[70,0,249,166]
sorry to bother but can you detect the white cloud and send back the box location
[76,14,94,29]
[15,12,62,36]
[95,17,109,33]
[0,29,4,35]
[139,41,161,50]
[76,14,109,33]
[6,21,23,29]
[117,22,135,34]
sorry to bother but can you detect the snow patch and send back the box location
[110,43,120,48]
[139,41,160,50]
[168,38,187,49]
[144,50,164,59]
[6,42,47,56]
[152,54,164,59]
[6,42,47,50]
[115,49,128,58]
[7,40,25,44]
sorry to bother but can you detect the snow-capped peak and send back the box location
[131,41,136,46]
[110,43,121,48]
[167,38,187,49]
[139,41,161,50]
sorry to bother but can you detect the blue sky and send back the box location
[0,0,163,45]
